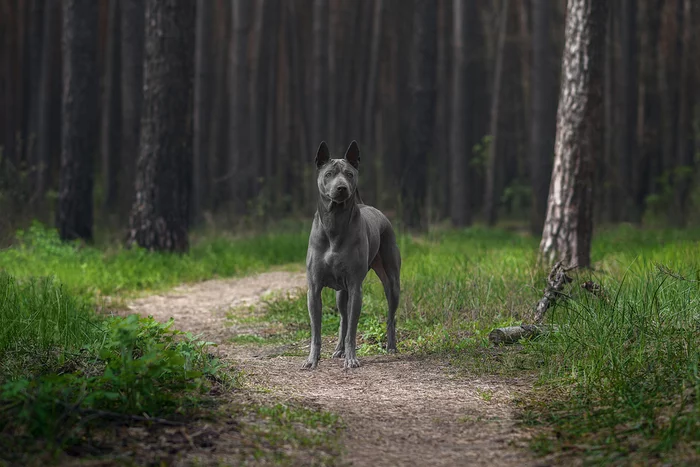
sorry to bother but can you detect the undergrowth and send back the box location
[246,224,700,463]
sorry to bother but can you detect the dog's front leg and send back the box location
[343,285,362,369]
[302,284,323,369]
[333,290,348,358]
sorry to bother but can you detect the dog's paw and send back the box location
[301,358,319,370]
[332,349,345,359]
[343,357,361,369]
[386,347,397,354]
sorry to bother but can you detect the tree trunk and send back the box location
[450,0,471,227]
[128,0,195,252]
[672,0,694,226]
[402,0,437,230]
[539,0,608,268]
[193,0,214,225]
[101,0,121,212]
[120,0,145,215]
[25,0,45,199]
[249,0,266,203]
[228,0,252,210]
[363,0,383,150]
[529,0,556,234]
[602,4,617,223]
[34,0,60,209]
[57,0,99,242]
[312,0,328,147]
[484,0,509,226]
[209,0,230,210]
[618,0,639,222]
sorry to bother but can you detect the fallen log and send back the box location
[488,324,558,345]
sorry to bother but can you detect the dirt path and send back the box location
[127,270,536,466]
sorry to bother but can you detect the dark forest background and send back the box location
[0,0,698,243]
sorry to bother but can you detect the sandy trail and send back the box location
[127,270,536,466]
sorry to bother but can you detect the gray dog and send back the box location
[303,141,401,369]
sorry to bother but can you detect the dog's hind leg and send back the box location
[372,236,401,353]
[333,290,348,358]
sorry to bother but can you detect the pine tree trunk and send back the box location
[484,0,509,226]
[57,0,99,242]
[128,0,195,252]
[529,0,556,234]
[193,0,214,225]
[101,0,121,212]
[450,0,470,227]
[312,0,328,146]
[402,0,437,230]
[229,0,252,210]
[35,0,60,209]
[363,0,383,150]
[539,0,608,268]
[26,0,45,202]
[618,0,639,222]
[120,0,145,215]
[672,0,694,226]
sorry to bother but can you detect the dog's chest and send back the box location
[317,247,351,290]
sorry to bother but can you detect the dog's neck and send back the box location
[317,191,360,240]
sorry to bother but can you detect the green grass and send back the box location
[0,221,309,297]
[253,224,700,463]
[3,221,700,463]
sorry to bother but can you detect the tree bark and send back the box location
[25,0,45,198]
[193,0,214,225]
[618,0,639,222]
[228,0,252,210]
[120,0,145,214]
[57,0,99,242]
[529,0,556,234]
[34,0,60,209]
[402,0,437,230]
[101,0,121,212]
[539,0,608,268]
[363,0,383,150]
[312,0,329,147]
[128,0,195,252]
[672,0,694,226]
[484,0,509,226]
[450,0,471,227]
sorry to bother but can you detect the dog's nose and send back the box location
[337,186,348,193]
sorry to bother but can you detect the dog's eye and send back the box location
[345,171,353,178]
[324,172,332,179]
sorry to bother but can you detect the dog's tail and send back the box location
[355,188,365,205]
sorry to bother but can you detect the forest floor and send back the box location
[125,268,540,466]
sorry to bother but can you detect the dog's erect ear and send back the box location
[315,141,330,168]
[344,141,360,169]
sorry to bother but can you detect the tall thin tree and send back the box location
[120,0,145,214]
[530,0,556,233]
[484,0,510,226]
[540,0,608,268]
[450,0,470,227]
[101,0,121,212]
[193,0,214,224]
[229,0,252,209]
[402,0,437,229]
[57,0,99,241]
[128,0,195,252]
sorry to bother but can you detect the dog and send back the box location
[303,141,401,369]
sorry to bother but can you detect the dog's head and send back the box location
[315,141,360,204]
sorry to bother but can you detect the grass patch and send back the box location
[0,221,309,297]
[256,224,700,463]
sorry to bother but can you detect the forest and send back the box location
[0,0,699,465]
